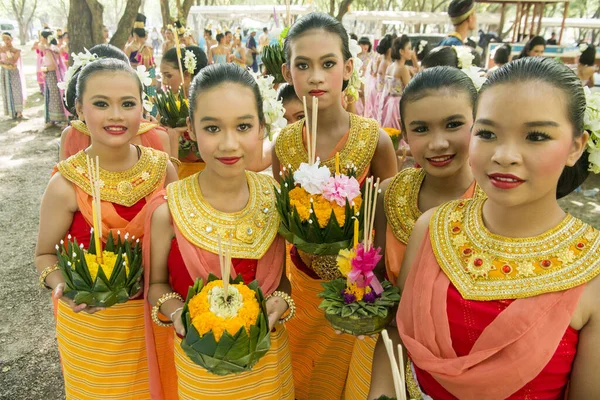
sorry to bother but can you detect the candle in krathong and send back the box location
[335,152,340,175]
[353,216,359,249]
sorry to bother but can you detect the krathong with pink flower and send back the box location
[318,177,400,336]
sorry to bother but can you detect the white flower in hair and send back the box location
[135,65,153,88]
[453,46,475,69]
[579,43,589,53]
[59,49,99,102]
[249,70,286,140]
[184,50,197,75]
[418,40,428,54]
[142,92,154,113]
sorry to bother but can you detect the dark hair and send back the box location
[358,36,372,53]
[204,29,212,36]
[2,32,11,38]
[263,27,268,33]
[391,35,411,61]
[64,44,129,114]
[579,43,596,66]
[376,34,394,55]
[133,28,146,38]
[41,30,58,45]
[76,59,143,107]
[162,45,208,77]
[189,63,265,128]
[277,83,299,104]
[399,66,477,132]
[133,13,147,38]
[350,33,358,41]
[225,30,231,36]
[479,57,588,198]
[518,35,545,58]
[493,44,511,65]
[284,12,352,63]
[216,33,224,43]
[422,46,458,68]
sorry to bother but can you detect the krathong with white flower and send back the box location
[584,87,600,173]
[453,46,487,90]
[249,70,287,140]
[179,238,271,376]
[56,156,143,307]
[274,96,365,280]
[318,177,400,336]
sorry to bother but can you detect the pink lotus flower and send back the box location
[322,174,361,207]
[348,243,384,294]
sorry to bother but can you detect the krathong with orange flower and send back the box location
[275,96,365,280]
[179,237,271,376]
[318,177,400,336]
[55,156,143,307]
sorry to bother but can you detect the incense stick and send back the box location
[302,96,312,164]
[398,344,407,400]
[368,178,380,249]
[381,329,404,400]
[311,96,318,164]
[86,155,104,264]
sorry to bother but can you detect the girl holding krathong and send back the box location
[370,57,600,400]
[272,12,397,400]
[35,58,177,399]
[145,63,294,399]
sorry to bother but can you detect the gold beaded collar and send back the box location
[167,171,280,259]
[430,198,600,301]
[70,120,158,137]
[385,168,486,244]
[275,113,379,178]
[57,146,168,207]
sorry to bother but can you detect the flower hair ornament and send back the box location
[418,40,428,54]
[57,48,99,102]
[135,65,154,112]
[453,45,487,90]
[583,87,600,173]
[248,70,286,140]
[346,35,364,102]
[183,50,197,75]
[579,43,589,54]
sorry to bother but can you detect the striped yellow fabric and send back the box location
[56,299,150,399]
[173,324,294,399]
[151,324,179,400]
[286,258,357,400]
[345,336,377,399]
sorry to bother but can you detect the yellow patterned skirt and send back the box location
[177,161,205,179]
[173,324,294,399]
[287,254,373,400]
[345,336,377,399]
[56,299,150,399]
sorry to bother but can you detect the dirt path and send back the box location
[0,48,599,400]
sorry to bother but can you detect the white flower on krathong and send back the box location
[293,161,331,195]
[516,261,536,277]
[140,171,150,181]
[452,233,468,248]
[556,248,575,264]
[183,50,197,75]
[135,65,152,88]
[208,285,243,318]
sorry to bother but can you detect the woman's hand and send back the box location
[54,283,106,314]
[146,114,159,124]
[172,308,186,336]
[266,295,289,330]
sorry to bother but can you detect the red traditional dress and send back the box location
[54,146,169,399]
[275,113,380,400]
[398,198,600,399]
[143,171,294,399]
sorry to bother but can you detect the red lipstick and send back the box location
[103,125,128,135]
[488,173,525,189]
[426,154,455,167]
[217,157,241,165]
[309,90,326,97]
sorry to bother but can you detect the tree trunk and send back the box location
[68,0,103,57]
[181,0,194,22]
[160,0,171,28]
[335,0,354,21]
[109,0,141,49]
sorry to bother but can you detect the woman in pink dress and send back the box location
[379,35,413,131]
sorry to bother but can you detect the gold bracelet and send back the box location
[169,157,182,168]
[39,263,59,289]
[151,292,184,327]
[268,291,296,323]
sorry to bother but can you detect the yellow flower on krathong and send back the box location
[289,186,312,221]
[189,281,260,342]
[84,251,129,282]
[337,248,356,277]
[383,127,400,138]
[344,282,371,302]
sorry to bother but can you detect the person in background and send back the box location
[162,27,175,54]
[208,33,229,64]
[103,26,110,43]
[516,35,546,59]
[277,83,305,125]
[487,43,511,75]
[151,27,161,56]
[204,29,217,53]
[439,0,477,47]
[228,33,247,68]
[0,32,25,119]
[577,43,597,88]
[547,32,557,45]
[224,30,233,51]
[247,29,258,72]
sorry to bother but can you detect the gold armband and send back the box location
[39,263,59,289]
[151,292,184,327]
[268,291,296,323]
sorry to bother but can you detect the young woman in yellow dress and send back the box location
[272,12,398,400]
[35,58,178,399]
[369,57,600,400]
[145,63,295,400]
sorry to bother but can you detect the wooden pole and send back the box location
[529,3,537,38]
[522,4,531,41]
[498,3,506,40]
[513,3,522,42]
[558,2,569,45]
[536,3,544,35]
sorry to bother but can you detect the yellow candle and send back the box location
[335,152,340,175]
[353,217,359,249]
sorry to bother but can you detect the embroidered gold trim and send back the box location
[70,120,158,137]
[430,198,600,300]
[275,113,379,178]
[57,146,168,207]
[167,171,280,259]
[385,168,426,244]
[385,169,486,244]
